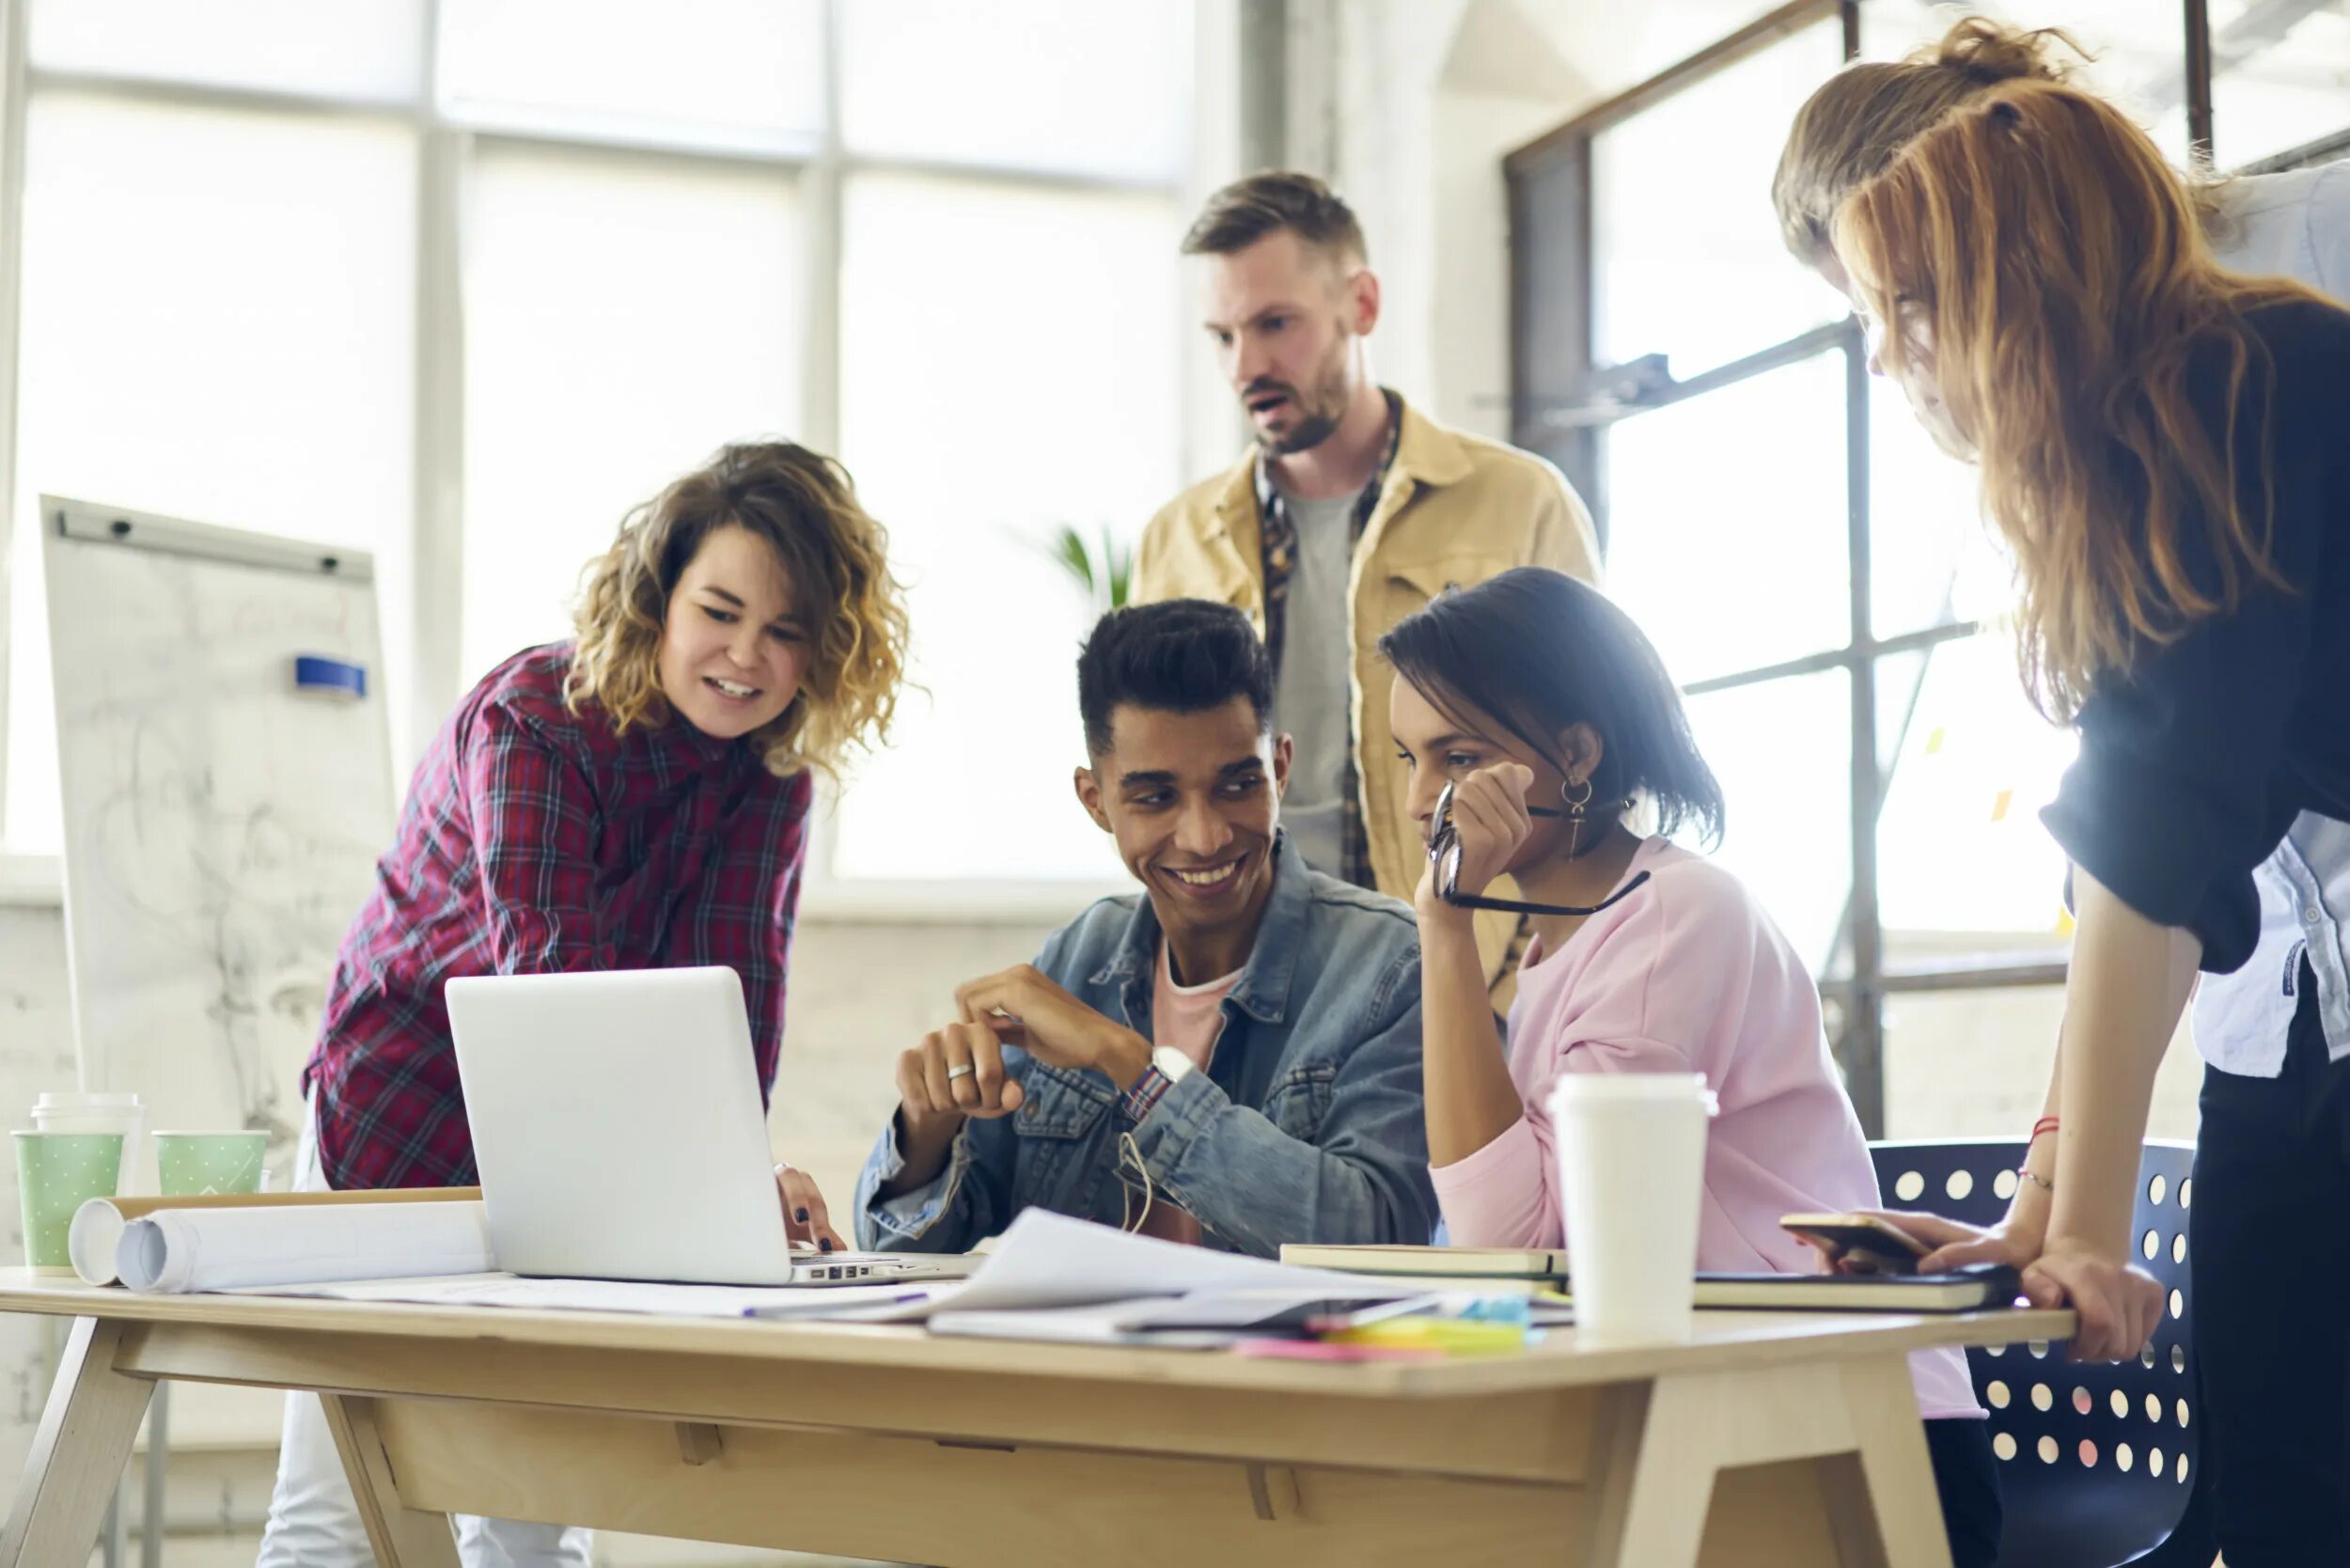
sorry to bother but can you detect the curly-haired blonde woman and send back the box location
[258,441,908,1568]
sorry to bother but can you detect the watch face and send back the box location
[1439,839,1462,901]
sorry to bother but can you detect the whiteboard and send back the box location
[40,496,396,1197]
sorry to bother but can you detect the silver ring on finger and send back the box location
[946,1063,976,1081]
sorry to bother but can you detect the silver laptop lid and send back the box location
[446,965,799,1285]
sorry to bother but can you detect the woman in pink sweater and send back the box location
[1380,568,1996,1568]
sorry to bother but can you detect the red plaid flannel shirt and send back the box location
[305,644,810,1189]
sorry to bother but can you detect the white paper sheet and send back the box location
[233,1271,952,1320]
[929,1282,1439,1343]
[875,1210,1426,1323]
[117,1202,496,1294]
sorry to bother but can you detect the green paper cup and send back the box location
[14,1131,125,1272]
[154,1131,269,1198]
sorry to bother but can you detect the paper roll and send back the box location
[115,1200,495,1294]
[70,1187,480,1286]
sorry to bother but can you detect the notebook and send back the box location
[1279,1244,1565,1278]
[1280,1245,2021,1314]
[1692,1266,2022,1313]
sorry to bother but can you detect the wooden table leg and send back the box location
[320,1395,462,1568]
[1819,1356,1957,1568]
[0,1318,155,1568]
[1582,1353,1954,1568]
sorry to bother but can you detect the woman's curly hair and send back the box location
[566,441,909,780]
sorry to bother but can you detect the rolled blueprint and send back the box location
[70,1187,480,1285]
[114,1199,494,1294]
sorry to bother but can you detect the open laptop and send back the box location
[446,966,971,1287]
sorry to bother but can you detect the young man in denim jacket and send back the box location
[854,600,1434,1257]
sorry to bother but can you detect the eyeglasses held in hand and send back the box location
[1427,778,1650,917]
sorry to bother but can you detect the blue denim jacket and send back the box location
[854,836,1435,1258]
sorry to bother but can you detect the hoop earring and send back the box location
[1562,776,1595,859]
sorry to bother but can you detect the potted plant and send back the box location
[1033,523,1135,617]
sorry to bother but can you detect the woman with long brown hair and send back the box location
[257,440,910,1567]
[1774,17,2350,307]
[1805,70,2350,1566]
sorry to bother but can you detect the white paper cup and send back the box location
[30,1092,143,1196]
[1549,1073,1718,1343]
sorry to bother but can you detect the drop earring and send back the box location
[1562,776,1594,859]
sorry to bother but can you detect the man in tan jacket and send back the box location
[1134,171,1601,998]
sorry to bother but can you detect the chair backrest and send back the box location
[1869,1139,2215,1568]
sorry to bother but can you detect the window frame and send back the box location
[0,0,1214,920]
[1505,0,2342,1132]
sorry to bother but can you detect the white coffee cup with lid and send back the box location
[1548,1073,1718,1343]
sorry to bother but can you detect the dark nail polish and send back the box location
[795,1207,809,1222]
[819,1238,835,1252]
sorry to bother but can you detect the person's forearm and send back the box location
[1421,908,1530,1168]
[874,1108,961,1200]
[1998,1035,2062,1242]
[2047,869,2201,1256]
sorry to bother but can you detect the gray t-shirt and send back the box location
[1272,488,1359,876]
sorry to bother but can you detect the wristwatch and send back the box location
[1121,1046,1194,1123]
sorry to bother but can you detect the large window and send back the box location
[0,0,1209,905]
[1508,0,2350,1133]
[833,175,1183,883]
[460,144,808,678]
[6,91,417,850]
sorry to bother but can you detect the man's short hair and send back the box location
[1077,600,1274,758]
[1181,171,1367,267]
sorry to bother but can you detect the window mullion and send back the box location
[802,0,849,886]
[0,0,31,830]
[1843,324,1885,1137]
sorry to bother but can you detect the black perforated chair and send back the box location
[1869,1139,2217,1568]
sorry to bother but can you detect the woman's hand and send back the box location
[1838,1207,2044,1275]
[1412,858,1450,924]
[2022,1235,2168,1362]
[773,1162,845,1253]
[1435,763,1537,902]
[1832,1208,2162,1362]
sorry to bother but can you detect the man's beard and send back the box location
[1248,340,1355,456]
[1261,405,1340,455]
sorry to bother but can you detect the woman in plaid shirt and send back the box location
[258,441,908,1568]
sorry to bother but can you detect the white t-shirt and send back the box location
[2190,160,2350,1075]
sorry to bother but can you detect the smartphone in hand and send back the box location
[1779,1212,1930,1276]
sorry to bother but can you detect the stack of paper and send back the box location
[905,1211,1432,1342]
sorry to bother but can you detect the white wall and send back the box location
[767,916,1061,1206]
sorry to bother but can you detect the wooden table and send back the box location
[0,1272,2067,1568]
